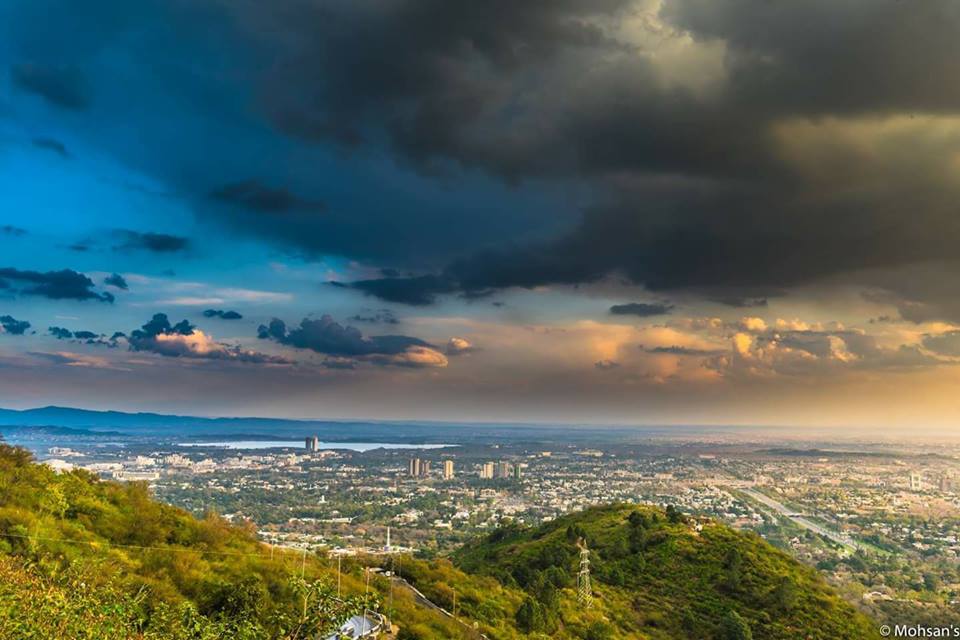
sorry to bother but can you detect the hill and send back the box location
[0,445,879,639]
[391,504,880,639]
[0,444,466,639]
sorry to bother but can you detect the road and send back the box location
[390,576,488,640]
[739,488,857,550]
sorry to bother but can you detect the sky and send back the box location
[2,0,960,430]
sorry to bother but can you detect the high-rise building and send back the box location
[513,464,522,480]
[480,462,495,479]
[409,458,430,478]
[443,459,455,479]
[910,471,923,491]
[496,461,512,479]
[305,436,319,452]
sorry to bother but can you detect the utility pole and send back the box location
[337,554,342,597]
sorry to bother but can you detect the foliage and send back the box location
[0,445,375,639]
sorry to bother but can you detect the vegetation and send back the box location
[0,446,880,639]
[444,503,881,639]
[0,445,379,638]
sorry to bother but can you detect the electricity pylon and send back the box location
[577,539,593,608]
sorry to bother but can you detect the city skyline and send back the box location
[3,1,960,430]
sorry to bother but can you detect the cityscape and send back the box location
[15,421,960,631]
[3,0,960,637]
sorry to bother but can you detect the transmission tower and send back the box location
[577,540,593,608]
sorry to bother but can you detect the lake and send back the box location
[175,440,456,452]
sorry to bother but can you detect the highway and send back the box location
[739,488,857,550]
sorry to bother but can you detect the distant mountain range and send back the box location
[0,405,651,444]
[0,405,313,430]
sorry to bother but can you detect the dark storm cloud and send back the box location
[0,315,30,335]
[257,315,431,357]
[610,303,674,318]
[112,230,189,253]
[247,0,631,170]
[203,309,243,320]
[237,0,960,179]
[0,268,113,302]
[10,63,88,110]
[104,273,128,290]
[211,180,324,214]
[9,0,960,312]
[269,0,960,305]
[336,276,459,306]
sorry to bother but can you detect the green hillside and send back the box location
[0,445,879,639]
[394,503,880,640]
[0,445,466,639]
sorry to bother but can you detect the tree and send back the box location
[723,548,743,591]
[515,597,545,633]
[720,610,753,640]
[665,504,685,524]
[584,620,615,640]
[628,511,649,528]
[772,576,797,612]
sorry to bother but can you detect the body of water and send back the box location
[175,440,456,452]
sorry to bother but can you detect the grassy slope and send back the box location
[0,445,464,639]
[426,503,881,640]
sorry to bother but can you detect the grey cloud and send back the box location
[349,309,399,325]
[610,302,674,318]
[922,331,960,357]
[11,0,960,315]
[643,345,724,357]
[0,268,113,302]
[258,315,445,367]
[211,180,324,214]
[203,309,243,320]
[49,325,122,347]
[130,313,290,364]
[113,230,189,253]
[49,326,73,340]
[0,315,30,335]
[104,273,128,290]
